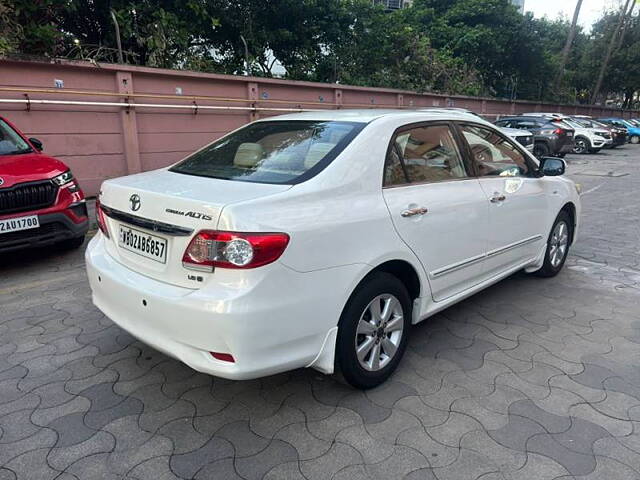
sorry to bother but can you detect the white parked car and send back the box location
[86,109,581,389]
[498,126,535,152]
[522,112,612,154]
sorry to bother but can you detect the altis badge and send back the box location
[165,208,213,221]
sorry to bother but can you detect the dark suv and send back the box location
[494,116,575,158]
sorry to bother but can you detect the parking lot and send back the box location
[1,146,639,480]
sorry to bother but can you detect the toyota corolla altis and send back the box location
[86,110,580,388]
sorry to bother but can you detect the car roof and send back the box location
[257,108,486,124]
[496,116,546,121]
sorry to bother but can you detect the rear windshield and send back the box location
[170,120,364,184]
[551,120,574,130]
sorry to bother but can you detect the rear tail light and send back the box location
[95,198,110,238]
[182,230,289,271]
[553,128,565,135]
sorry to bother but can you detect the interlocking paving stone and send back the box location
[169,436,234,478]
[234,439,298,480]
[2,147,640,478]
[47,430,115,471]
[299,442,361,480]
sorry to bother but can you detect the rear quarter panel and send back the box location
[215,117,430,287]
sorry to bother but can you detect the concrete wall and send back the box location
[1,58,637,196]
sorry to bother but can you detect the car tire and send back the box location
[533,143,550,158]
[630,135,640,144]
[533,211,572,278]
[573,137,590,154]
[60,235,85,250]
[335,272,411,389]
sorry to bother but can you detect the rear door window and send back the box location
[384,124,469,186]
[515,120,539,130]
[170,121,364,185]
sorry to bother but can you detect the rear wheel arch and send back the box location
[310,259,424,378]
[533,141,551,157]
[338,259,423,326]
[365,259,422,302]
[560,202,577,245]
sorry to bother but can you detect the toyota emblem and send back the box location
[0,177,4,187]
[129,194,141,212]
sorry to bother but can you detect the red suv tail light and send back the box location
[95,198,110,238]
[182,230,290,271]
[553,128,565,135]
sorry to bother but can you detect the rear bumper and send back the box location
[85,234,362,380]
[0,203,89,253]
[557,142,575,154]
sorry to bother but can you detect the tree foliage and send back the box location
[1,0,638,107]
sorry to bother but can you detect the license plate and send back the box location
[566,132,573,136]
[118,225,167,263]
[0,215,39,234]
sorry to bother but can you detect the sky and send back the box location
[524,0,626,31]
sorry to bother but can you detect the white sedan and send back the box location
[86,109,581,389]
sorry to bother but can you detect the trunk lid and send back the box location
[99,169,291,288]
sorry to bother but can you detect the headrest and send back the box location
[234,143,263,168]
[304,143,335,169]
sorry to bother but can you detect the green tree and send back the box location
[8,0,67,57]
[0,0,21,54]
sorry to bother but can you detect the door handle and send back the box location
[490,193,506,203]
[401,207,429,217]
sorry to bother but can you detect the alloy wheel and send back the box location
[573,139,587,154]
[549,220,569,268]
[355,294,404,371]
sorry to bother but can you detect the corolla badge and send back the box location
[129,194,141,212]
[0,177,4,186]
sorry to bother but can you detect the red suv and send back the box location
[0,116,89,253]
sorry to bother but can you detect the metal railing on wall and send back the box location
[0,86,634,119]
[0,97,321,113]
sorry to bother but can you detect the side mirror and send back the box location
[540,157,565,176]
[29,137,43,151]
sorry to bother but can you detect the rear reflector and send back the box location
[211,352,235,363]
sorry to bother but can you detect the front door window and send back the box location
[460,124,533,178]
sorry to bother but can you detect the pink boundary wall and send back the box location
[1,58,638,196]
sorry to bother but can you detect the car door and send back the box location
[457,123,549,278]
[382,122,489,302]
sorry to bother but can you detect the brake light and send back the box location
[554,128,565,135]
[95,198,110,238]
[182,230,290,271]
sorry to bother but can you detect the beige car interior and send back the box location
[233,127,348,173]
[394,126,467,183]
